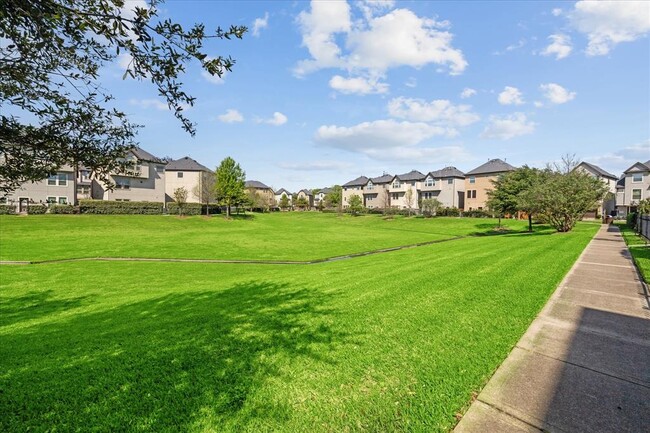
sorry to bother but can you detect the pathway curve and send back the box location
[455,224,650,432]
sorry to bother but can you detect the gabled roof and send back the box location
[370,174,394,184]
[166,156,211,172]
[623,160,650,174]
[298,189,313,196]
[616,177,625,189]
[427,166,465,179]
[320,187,334,194]
[275,188,291,196]
[577,161,617,180]
[466,158,516,175]
[245,180,271,190]
[343,175,369,187]
[131,147,166,164]
[396,170,426,181]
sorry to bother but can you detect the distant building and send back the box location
[165,156,212,203]
[575,161,618,218]
[464,159,516,210]
[615,160,650,217]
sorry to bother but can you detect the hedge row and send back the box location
[0,204,16,214]
[79,200,163,214]
[50,204,76,214]
[27,205,48,214]
[166,203,221,215]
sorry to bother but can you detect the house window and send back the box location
[424,177,434,187]
[466,190,477,199]
[58,197,68,204]
[391,193,400,200]
[177,172,184,178]
[447,179,453,184]
[156,166,164,172]
[47,175,57,186]
[47,196,56,203]
[58,173,67,186]
[366,181,374,190]
[469,176,476,184]
[632,189,642,200]
[632,174,643,182]
[393,180,401,188]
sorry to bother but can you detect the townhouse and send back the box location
[164,156,213,203]
[464,159,516,211]
[295,189,314,209]
[388,170,425,210]
[245,180,276,208]
[342,176,368,209]
[420,167,466,209]
[274,188,293,208]
[575,161,618,218]
[3,165,76,212]
[363,174,393,209]
[615,160,650,217]
[314,187,334,207]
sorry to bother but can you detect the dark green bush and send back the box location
[438,207,461,217]
[626,212,637,227]
[166,203,222,215]
[27,204,47,214]
[0,204,16,214]
[50,205,76,214]
[79,200,163,214]
[463,209,491,218]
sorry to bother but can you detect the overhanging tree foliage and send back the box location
[215,157,245,218]
[1,0,246,193]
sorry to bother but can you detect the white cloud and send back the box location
[118,54,133,70]
[570,1,650,56]
[362,145,471,163]
[405,77,417,88]
[252,12,269,37]
[540,83,576,104]
[329,75,389,94]
[498,86,525,105]
[128,98,168,110]
[356,0,396,21]
[585,140,650,173]
[316,119,449,151]
[217,109,244,123]
[202,69,227,85]
[278,160,353,171]
[533,101,544,108]
[481,113,536,140]
[541,34,572,60]
[295,2,466,77]
[552,8,563,17]
[258,112,288,126]
[460,88,476,99]
[387,97,480,127]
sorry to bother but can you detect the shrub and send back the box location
[0,204,16,214]
[627,212,637,227]
[438,207,460,217]
[27,204,47,214]
[463,209,491,218]
[50,205,76,214]
[167,203,222,215]
[79,200,163,214]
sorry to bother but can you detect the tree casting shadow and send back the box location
[0,281,348,431]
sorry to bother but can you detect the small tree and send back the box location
[173,186,188,216]
[487,166,542,232]
[215,157,245,218]
[347,194,363,216]
[404,187,415,216]
[279,194,290,210]
[325,185,342,213]
[380,188,391,215]
[421,198,443,217]
[193,172,216,215]
[295,195,309,211]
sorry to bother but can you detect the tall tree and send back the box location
[1,0,246,193]
[487,166,541,231]
[215,157,245,218]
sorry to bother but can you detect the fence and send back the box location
[637,215,650,241]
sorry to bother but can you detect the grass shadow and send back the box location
[0,281,348,431]
[0,290,90,328]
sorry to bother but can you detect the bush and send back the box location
[463,209,491,218]
[0,204,16,214]
[27,204,47,214]
[438,207,460,217]
[627,212,637,227]
[79,200,163,214]
[50,204,76,214]
[167,203,222,215]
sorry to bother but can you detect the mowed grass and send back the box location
[617,222,650,282]
[0,213,529,262]
[0,215,599,432]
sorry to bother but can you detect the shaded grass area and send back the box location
[0,213,531,262]
[616,222,650,282]
[0,223,598,432]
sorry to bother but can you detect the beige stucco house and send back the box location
[164,156,212,203]
[2,166,75,212]
[616,160,650,217]
[362,174,393,209]
[389,170,426,210]
[295,189,314,209]
[245,180,276,208]
[464,159,516,210]
[575,161,617,218]
[92,147,167,203]
[275,188,293,208]
[342,176,368,209]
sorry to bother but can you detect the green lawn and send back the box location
[617,222,650,282]
[0,213,530,262]
[0,214,598,432]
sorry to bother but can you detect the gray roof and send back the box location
[623,160,650,173]
[427,166,465,179]
[343,176,369,187]
[166,156,211,172]
[396,170,426,181]
[245,180,271,189]
[319,187,334,194]
[578,162,617,179]
[275,188,291,195]
[616,177,625,189]
[370,174,394,184]
[131,147,166,164]
[466,159,516,175]
[299,189,313,196]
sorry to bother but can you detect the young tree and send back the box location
[173,186,188,216]
[347,194,363,216]
[279,194,290,211]
[380,188,391,215]
[215,157,245,218]
[325,185,342,213]
[404,186,415,216]
[295,196,308,211]
[192,172,216,215]
[1,0,246,193]
[421,198,443,217]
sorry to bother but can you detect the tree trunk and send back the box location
[225,202,230,218]
[528,214,533,232]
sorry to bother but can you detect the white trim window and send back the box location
[366,181,374,190]
[469,176,476,184]
[47,172,68,186]
[632,174,643,182]
[424,177,434,187]
[58,197,68,204]
[632,189,642,201]
[447,178,453,184]
[392,180,401,189]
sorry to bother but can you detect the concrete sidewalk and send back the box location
[455,224,650,433]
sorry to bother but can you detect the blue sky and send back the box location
[109,0,650,191]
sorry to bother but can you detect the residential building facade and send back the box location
[275,188,293,208]
[342,176,368,209]
[165,156,212,203]
[245,180,276,208]
[3,166,75,212]
[363,174,393,209]
[389,170,425,210]
[575,161,618,218]
[464,159,516,210]
[615,160,650,216]
[420,167,465,209]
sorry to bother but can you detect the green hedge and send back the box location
[438,207,461,217]
[166,203,221,215]
[50,204,76,214]
[27,204,47,214]
[79,200,163,214]
[0,204,16,214]
[463,209,492,218]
